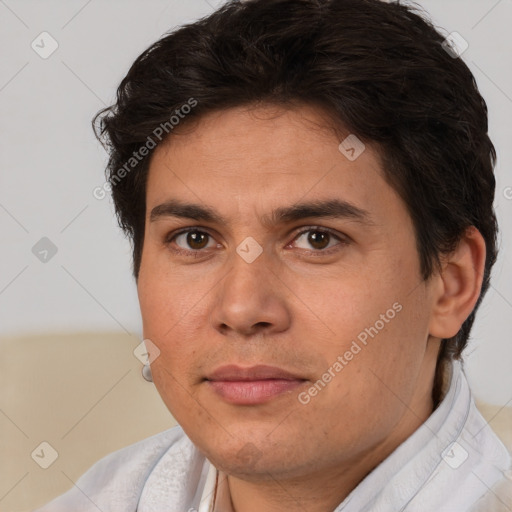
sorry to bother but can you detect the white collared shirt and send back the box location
[35,359,511,512]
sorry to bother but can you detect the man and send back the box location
[36,0,511,510]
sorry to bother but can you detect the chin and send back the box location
[198,435,310,481]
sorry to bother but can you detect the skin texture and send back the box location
[137,104,486,512]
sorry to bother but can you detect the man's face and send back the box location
[137,104,439,481]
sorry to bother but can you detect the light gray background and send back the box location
[1,0,511,404]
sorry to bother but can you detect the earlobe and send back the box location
[428,227,486,339]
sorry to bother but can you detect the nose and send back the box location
[208,250,291,338]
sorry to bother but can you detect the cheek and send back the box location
[138,272,206,421]
[137,266,194,387]
[138,256,205,340]
[307,275,430,422]
[292,268,400,351]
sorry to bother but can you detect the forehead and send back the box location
[151,103,359,169]
[144,104,403,227]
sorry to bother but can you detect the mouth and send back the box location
[204,364,308,405]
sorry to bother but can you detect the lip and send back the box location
[206,364,304,382]
[205,365,307,405]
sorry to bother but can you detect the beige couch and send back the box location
[1,332,510,512]
[0,332,175,512]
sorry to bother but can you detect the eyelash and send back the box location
[164,226,348,258]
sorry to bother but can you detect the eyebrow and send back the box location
[149,198,374,227]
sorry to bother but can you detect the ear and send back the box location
[428,226,487,339]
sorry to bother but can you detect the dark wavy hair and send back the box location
[93,0,498,405]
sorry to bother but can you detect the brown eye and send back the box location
[185,231,209,250]
[170,229,216,252]
[307,231,331,250]
[292,228,345,253]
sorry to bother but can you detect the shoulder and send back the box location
[33,425,190,512]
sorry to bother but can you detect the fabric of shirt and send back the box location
[34,359,512,512]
